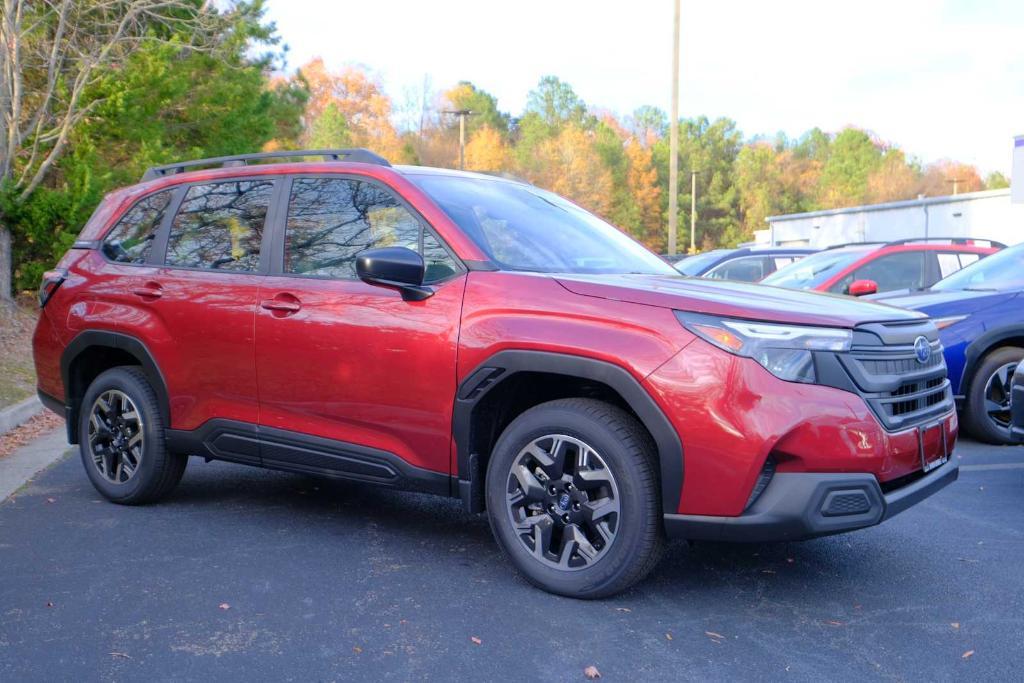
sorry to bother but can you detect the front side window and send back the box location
[933,243,1024,292]
[705,256,773,282]
[761,247,871,290]
[284,177,459,282]
[165,180,274,271]
[102,190,174,264]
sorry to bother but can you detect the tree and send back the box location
[306,103,351,149]
[866,149,920,203]
[624,139,663,250]
[528,125,613,217]
[919,160,984,196]
[629,106,668,147]
[0,0,229,300]
[815,128,884,208]
[525,76,589,131]
[297,58,406,162]
[985,171,1010,190]
[464,125,511,172]
[442,82,509,135]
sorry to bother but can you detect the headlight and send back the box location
[931,315,967,330]
[675,312,852,384]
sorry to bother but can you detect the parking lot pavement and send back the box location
[1,439,1022,681]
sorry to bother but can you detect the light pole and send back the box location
[690,169,698,254]
[443,109,474,170]
[668,0,680,256]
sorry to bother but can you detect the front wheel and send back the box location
[78,366,187,504]
[963,347,1023,445]
[485,398,664,599]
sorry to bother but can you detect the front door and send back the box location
[255,175,465,480]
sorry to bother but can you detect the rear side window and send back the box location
[937,251,979,279]
[705,256,772,282]
[101,190,174,264]
[165,180,274,271]
[284,177,459,282]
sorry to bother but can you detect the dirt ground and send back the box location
[0,297,39,410]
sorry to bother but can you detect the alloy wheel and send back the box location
[505,434,620,571]
[983,362,1017,431]
[88,390,144,484]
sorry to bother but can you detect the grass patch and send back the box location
[0,296,39,410]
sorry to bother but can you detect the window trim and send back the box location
[155,175,282,276]
[97,187,180,268]
[268,173,466,285]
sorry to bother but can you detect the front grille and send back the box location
[830,322,954,431]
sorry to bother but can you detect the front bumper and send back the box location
[663,455,959,542]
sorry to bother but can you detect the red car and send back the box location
[33,150,959,598]
[760,240,1001,296]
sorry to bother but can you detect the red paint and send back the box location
[34,160,959,520]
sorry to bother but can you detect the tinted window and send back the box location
[705,256,773,282]
[408,174,675,275]
[675,250,729,276]
[284,177,459,282]
[761,248,871,289]
[102,190,173,264]
[165,180,273,271]
[831,251,926,294]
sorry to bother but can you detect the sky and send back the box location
[263,0,1024,175]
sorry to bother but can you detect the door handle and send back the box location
[260,299,301,313]
[131,282,163,299]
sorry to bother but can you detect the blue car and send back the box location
[880,243,1024,444]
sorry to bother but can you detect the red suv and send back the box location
[760,240,1001,296]
[33,150,960,598]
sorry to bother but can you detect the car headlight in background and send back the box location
[930,315,968,330]
[675,312,852,384]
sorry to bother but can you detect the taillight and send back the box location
[38,268,67,308]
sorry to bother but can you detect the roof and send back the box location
[766,188,1012,223]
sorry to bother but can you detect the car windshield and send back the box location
[760,247,870,289]
[407,173,677,275]
[674,250,729,275]
[932,243,1024,292]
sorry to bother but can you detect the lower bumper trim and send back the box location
[664,456,959,543]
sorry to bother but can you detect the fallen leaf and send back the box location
[45,498,56,504]
[665,632,673,641]
[826,620,844,626]
[962,650,975,659]
[761,569,776,574]
[218,603,230,610]
[353,646,363,654]
[951,622,960,630]
[470,636,482,645]
[45,601,54,608]
[109,652,131,659]
[615,607,631,613]
[705,631,725,640]
[584,665,601,679]
[786,558,795,564]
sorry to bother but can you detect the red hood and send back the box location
[554,274,925,328]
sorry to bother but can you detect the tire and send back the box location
[485,398,664,599]
[963,346,1023,445]
[78,366,187,504]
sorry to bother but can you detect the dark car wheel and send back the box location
[964,347,1023,445]
[485,398,664,599]
[78,366,187,504]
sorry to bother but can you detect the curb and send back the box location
[0,395,43,435]
[0,428,72,502]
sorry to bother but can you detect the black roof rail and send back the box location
[885,236,1008,249]
[141,149,390,182]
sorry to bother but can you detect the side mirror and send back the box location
[356,247,433,301]
[848,279,879,297]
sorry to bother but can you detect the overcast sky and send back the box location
[264,0,1024,175]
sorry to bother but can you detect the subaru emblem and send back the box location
[914,336,931,364]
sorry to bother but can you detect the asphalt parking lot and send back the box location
[1,437,1022,681]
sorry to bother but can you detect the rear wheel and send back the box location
[485,398,663,599]
[78,367,186,504]
[964,347,1023,445]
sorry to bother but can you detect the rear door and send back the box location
[146,177,277,437]
[254,175,466,480]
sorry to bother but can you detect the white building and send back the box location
[763,189,1024,249]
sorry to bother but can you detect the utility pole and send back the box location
[668,0,680,256]
[690,170,698,253]
[948,177,963,195]
[443,109,473,170]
